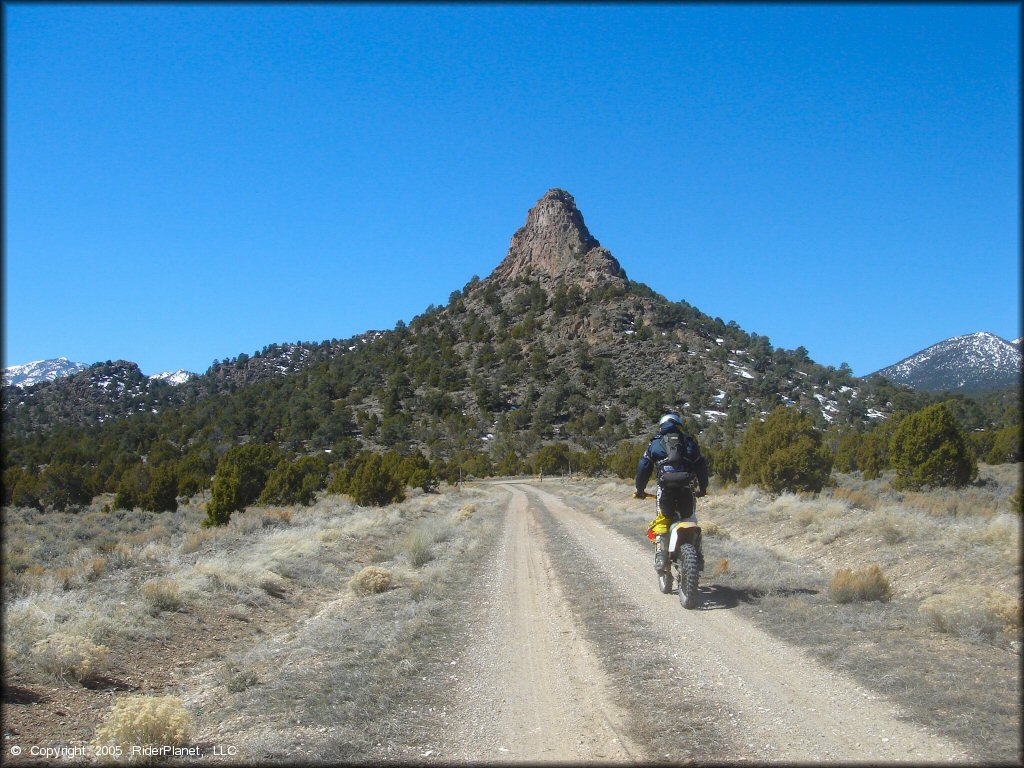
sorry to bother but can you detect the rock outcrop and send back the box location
[489,189,627,288]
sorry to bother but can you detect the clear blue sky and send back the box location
[4,3,1020,377]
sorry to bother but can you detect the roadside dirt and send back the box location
[438,481,974,763]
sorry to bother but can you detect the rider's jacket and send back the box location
[635,423,709,495]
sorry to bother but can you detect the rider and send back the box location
[633,412,709,574]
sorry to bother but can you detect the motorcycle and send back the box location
[638,476,703,609]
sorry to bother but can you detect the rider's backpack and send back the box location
[657,431,694,487]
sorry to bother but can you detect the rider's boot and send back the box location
[654,534,667,573]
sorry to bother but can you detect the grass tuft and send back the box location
[93,695,192,753]
[349,566,392,596]
[31,633,109,683]
[828,564,892,604]
[142,578,183,613]
[700,521,730,539]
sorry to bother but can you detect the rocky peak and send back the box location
[489,189,627,288]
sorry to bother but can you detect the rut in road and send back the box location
[520,482,974,764]
[440,484,642,763]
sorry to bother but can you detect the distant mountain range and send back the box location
[871,332,1022,394]
[2,358,88,388]
[2,358,195,389]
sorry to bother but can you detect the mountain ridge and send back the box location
[871,331,1022,394]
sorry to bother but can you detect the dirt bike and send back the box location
[638,476,703,609]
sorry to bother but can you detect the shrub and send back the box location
[107,543,136,570]
[31,633,109,683]
[854,418,903,479]
[224,666,260,693]
[39,463,95,512]
[142,578,182,613]
[349,566,392,596]
[383,451,439,493]
[919,587,1022,642]
[54,566,79,591]
[204,444,283,526]
[827,565,892,603]
[706,445,739,483]
[83,556,107,582]
[607,440,647,480]
[259,456,328,506]
[530,443,571,475]
[336,452,405,506]
[737,407,833,493]
[143,463,179,512]
[889,403,977,490]
[93,695,192,752]
[986,424,1022,465]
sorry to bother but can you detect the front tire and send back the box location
[678,543,700,609]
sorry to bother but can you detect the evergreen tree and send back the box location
[737,407,833,493]
[986,424,1022,464]
[889,403,977,490]
[143,463,180,512]
[204,444,283,525]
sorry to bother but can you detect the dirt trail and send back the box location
[440,484,641,763]
[440,481,975,763]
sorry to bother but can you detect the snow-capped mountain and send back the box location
[149,370,196,386]
[2,357,88,388]
[872,332,1022,393]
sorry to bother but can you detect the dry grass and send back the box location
[30,632,109,683]
[181,485,502,761]
[828,486,879,510]
[828,565,893,603]
[141,578,183,613]
[180,527,224,554]
[699,520,730,539]
[93,695,192,753]
[919,586,1022,643]
[349,566,392,596]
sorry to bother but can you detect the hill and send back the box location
[871,332,1022,394]
[7,188,1014,494]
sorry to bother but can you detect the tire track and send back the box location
[439,484,642,763]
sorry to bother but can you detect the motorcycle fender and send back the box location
[668,520,700,551]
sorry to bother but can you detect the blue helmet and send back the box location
[658,412,683,429]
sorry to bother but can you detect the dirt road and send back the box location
[438,481,973,763]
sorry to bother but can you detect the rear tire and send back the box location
[678,543,700,609]
[658,571,673,594]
